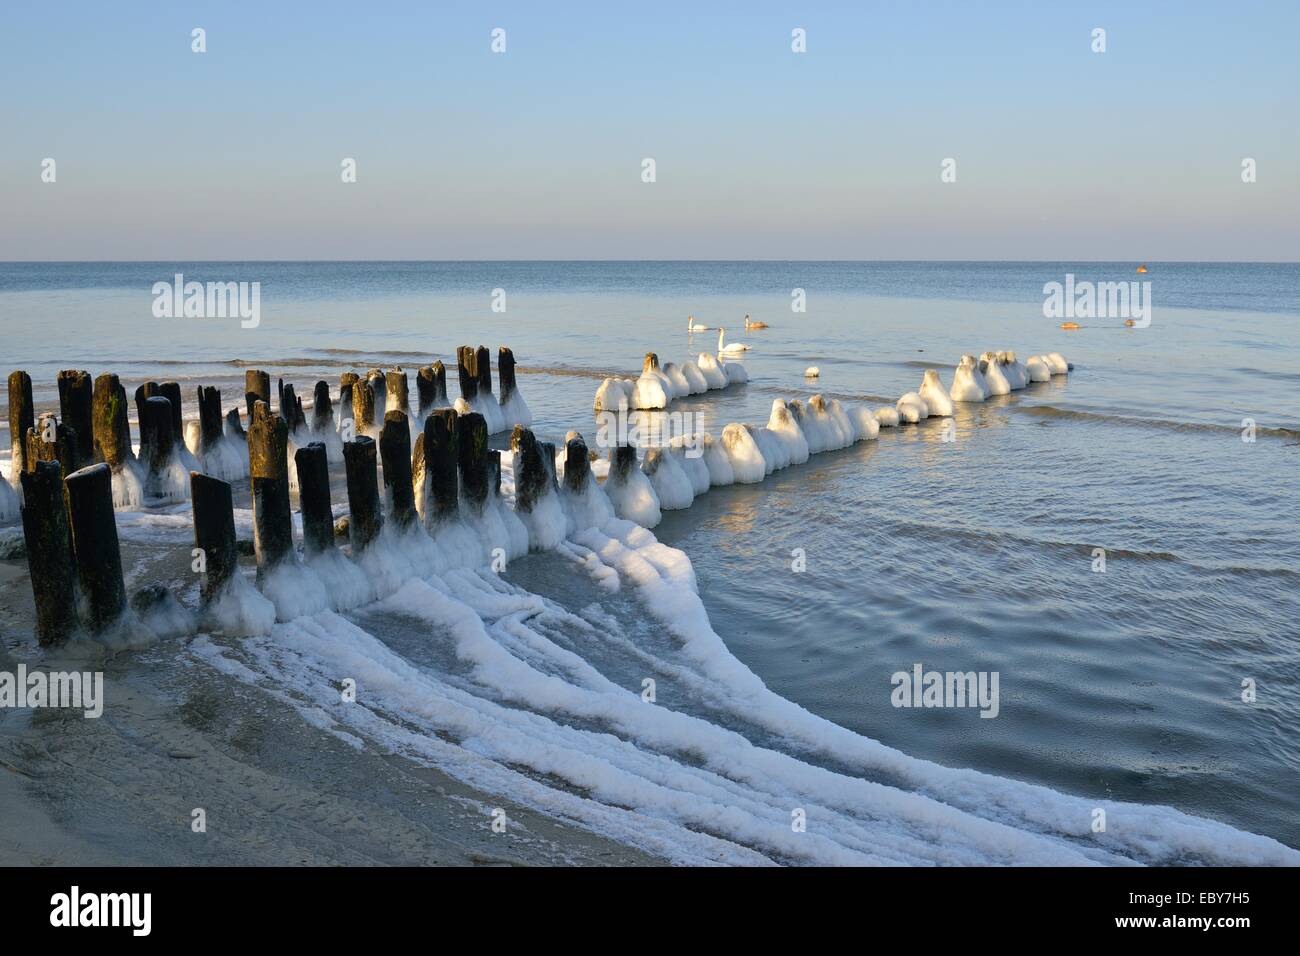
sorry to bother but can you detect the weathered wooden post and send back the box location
[457,346,478,402]
[190,471,238,605]
[455,412,488,511]
[91,373,132,469]
[245,369,271,421]
[498,347,518,404]
[487,450,502,499]
[563,434,591,492]
[610,444,637,481]
[366,370,387,419]
[247,401,292,574]
[538,440,558,490]
[294,442,334,557]
[159,381,184,439]
[475,346,493,398]
[343,436,382,551]
[140,395,176,479]
[197,386,224,455]
[20,460,78,645]
[310,381,333,434]
[25,414,79,476]
[416,408,458,523]
[9,370,35,479]
[64,463,127,631]
[133,381,161,461]
[352,377,376,435]
[430,361,448,405]
[511,426,547,512]
[416,366,437,417]
[282,382,305,433]
[57,370,94,465]
[385,370,409,416]
[379,411,415,528]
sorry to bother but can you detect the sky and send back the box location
[1,0,1297,261]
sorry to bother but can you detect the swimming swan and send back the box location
[687,315,709,332]
[744,314,770,330]
[717,328,751,354]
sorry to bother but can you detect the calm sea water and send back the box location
[2,261,1297,854]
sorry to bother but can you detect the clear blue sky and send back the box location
[2,1,1296,260]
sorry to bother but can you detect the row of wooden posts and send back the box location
[8,346,590,647]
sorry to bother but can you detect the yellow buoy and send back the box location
[1061,322,1080,330]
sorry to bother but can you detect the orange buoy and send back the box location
[1136,264,1149,273]
[1060,322,1081,330]
[1124,319,1136,327]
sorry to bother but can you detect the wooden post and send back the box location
[9,370,35,477]
[197,386,224,454]
[294,442,335,557]
[563,434,590,492]
[159,381,184,439]
[245,369,270,421]
[224,407,245,438]
[421,408,458,521]
[310,380,333,434]
[133,381,160,461]
[247,401,292,573]
[498,347,518,403]
[25,414,79,476]
[456,346,478,402]
[379,411,415,528]
[190,471,238,604]
[343,436,382,551]
[140,395,175,476]
[91,373,132,468]
[65,463,127,631]
[385,370,409,415]
[352,377,376,435]
[475,345,493,397]
[416,366,436,417]
[338,372,358,427]
[57,370,94,465]
[538,440,558,491]
[19,460,78,645]
[455,411,488,511]
[511,426,547,512]
[430,360,448,405]
[610,444,637,481]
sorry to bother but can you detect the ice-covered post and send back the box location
[510,425,547,513]
[57,370,94,466]
[8,370,35,479]
[457,346,478,402]
[417,408,458,523]
[343,436,382,551]
[610,444,637,481]
[352,377,376,435]
[133,382,160,461]
[338,372,358,429]
[379,411,415,528]
[310,381,333,434]
[563,433,590,492]
[294,442,334,557]
[455,411,488,512]
[92,373,132,470]
[475,346,493,398]
[190,471,238,605]
[385,370,409,416]
[20,460,78,646]
[159,381,184,440]
[247,401,293,575]
[498,347,518,405]
[196,386,224,455]
[64,463,127,631]
[643,352,660,375]
[140,395,175,478]
[366,370,387,419]
[538,440,558,490]
[224,407,245,438]
[245,369,271,421]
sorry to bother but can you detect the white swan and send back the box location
[687,315,709,332]
[918,369,955,416]
[717,328,751,354]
